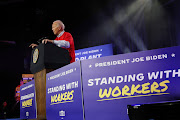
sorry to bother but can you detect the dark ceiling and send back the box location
[0,0,111,45]
[0,0,176,46]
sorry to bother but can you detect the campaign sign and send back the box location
[75,44,113,61]
[81,46,180,120]
[20,80,36,119]
[46,61,84,120]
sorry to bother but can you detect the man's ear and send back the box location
[59,26,63,31]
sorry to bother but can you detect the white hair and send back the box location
[53,20,65,30]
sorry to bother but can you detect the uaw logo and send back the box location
[33,48,39,64]
[26,111,29,118]
[59,110,65,119]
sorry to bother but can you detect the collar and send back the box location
[57,30,65,37]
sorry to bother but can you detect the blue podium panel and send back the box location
[81,46,180,120]
[46,61,84,120]
[20,80,37,119]
[75,44,113,61]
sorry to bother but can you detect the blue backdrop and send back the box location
[75,44,113,61]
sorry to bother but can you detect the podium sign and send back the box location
[81,46,180,120]
[30,43,70,74]
[46,61,84,120]
[20,80,37,119]
[75,44,113,61]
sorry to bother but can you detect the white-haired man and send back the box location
[30,20,75,63]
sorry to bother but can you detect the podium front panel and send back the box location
[46,61,84,120]
[20,80,37,119]
[30,43,70,74]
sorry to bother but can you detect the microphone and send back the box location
[37,37,48,44]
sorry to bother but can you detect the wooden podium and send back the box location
[30,43,70,119]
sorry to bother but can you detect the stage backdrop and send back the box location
[81,46,180,120]
[46,61,84,120]
[20,80,36,119]
[75,44,113,61]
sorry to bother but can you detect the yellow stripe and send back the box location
[50,100,74,105]
[97,93,170,101]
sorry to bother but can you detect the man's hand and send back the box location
[42,39,54,44]
[29,43,38,48]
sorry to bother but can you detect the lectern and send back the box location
[30,43,70,119]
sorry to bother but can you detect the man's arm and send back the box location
[42,39,70,48]
[53,40,70,48]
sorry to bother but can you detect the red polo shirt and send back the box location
[55,32,75,63]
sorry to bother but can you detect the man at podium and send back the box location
[29,20,75,63]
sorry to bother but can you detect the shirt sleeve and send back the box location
[53,40,70,48]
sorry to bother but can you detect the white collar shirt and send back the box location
[57,30,65,38]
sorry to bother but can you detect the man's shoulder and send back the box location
[64,31,72,36]
[64,32,73,40]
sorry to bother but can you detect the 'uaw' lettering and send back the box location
[51,90,74,104]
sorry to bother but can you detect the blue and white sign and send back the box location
[46,61,84,120]
[75,44,113,61]
[81,46,180,120]
[20,80,37,119]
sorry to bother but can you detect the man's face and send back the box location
[52,22,60,35]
